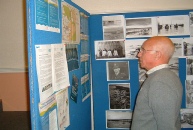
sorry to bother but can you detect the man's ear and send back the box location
[155,51,161,60]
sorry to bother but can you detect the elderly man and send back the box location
[131,36,183,130]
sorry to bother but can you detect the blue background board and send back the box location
[27,0,193,129]
[89,10,193,130]
[26,0,91,130]
[179,58,187,108]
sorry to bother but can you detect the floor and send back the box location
[0,111,31,130]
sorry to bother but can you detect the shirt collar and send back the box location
[146,64,169,75]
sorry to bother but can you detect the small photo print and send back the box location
[102,15,125,40]
[181,109,193,128]
[186,58,193,76]
[108,83,130,110]
[170,38,183,57]
[185,80,193,108]
[168,57,179,76]
[103,27,125,40]
[106,110,132,129]
[190,12,193,37]
[107,61,130,81]
[95,40,125,60]
[138,65,147,83]
[190,12,193,26]
[183,38,193,56]
[125,17,157,38]
[125,39,145,59]
[102,15,125,27]
[157,15,190,36]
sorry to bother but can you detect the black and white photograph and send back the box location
[168,57,179,76]
[157,15,190,36]
[103,27,125,40]
[125,17,157,38]
[186,58,193,77]
[108,83,130,110]
[106,110,132,129]
[66,44,79,71]
[170,38,183,57]
[103,15,125,40]
[181,109,193,128]
[183,38,193,56]
[190,12,193,37]
[95,40,125,60]
[185,80,193,108]
[190,12,193,26]
[107,61,129,81]
[102,15,125,27]
[138,65,147,84]
[125,39,146,59]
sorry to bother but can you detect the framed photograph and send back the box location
[170,38,183,57]
[95,40,126,60]
[103,15,125,27]
[185,80,193,108]
[168,57,179,76]
[102,15,125,40]
[107,61,129,81]
[186,58,193,77]
[103,27,125,40]
[189,12,193,37]
[125,17,157,38]
[157,15,190,36]
[108,83,130,110]
[181,109,193,128]
[106,110,132,129]
[125,39,146,59]
[183,38,193,56]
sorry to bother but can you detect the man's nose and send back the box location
[136,52,141,58]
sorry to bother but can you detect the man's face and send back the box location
[137,43,157,70]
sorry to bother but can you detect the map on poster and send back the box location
[61,1,80,44]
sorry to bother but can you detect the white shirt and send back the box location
[146,64,169,75]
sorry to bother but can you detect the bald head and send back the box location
[144,36,174,62]
[137,36,175,70]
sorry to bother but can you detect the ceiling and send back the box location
[72,0,193,15]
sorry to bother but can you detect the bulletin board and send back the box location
[26,0,193,129]
[90,10,193,130]
[26,0,91,130]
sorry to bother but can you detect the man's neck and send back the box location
[147,64,169,75]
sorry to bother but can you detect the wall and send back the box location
[0,73,30,111]
[0,0,29,111]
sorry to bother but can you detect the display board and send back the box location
[26,0,91,130]
[27,0,193,129]
[90,10,193,130]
